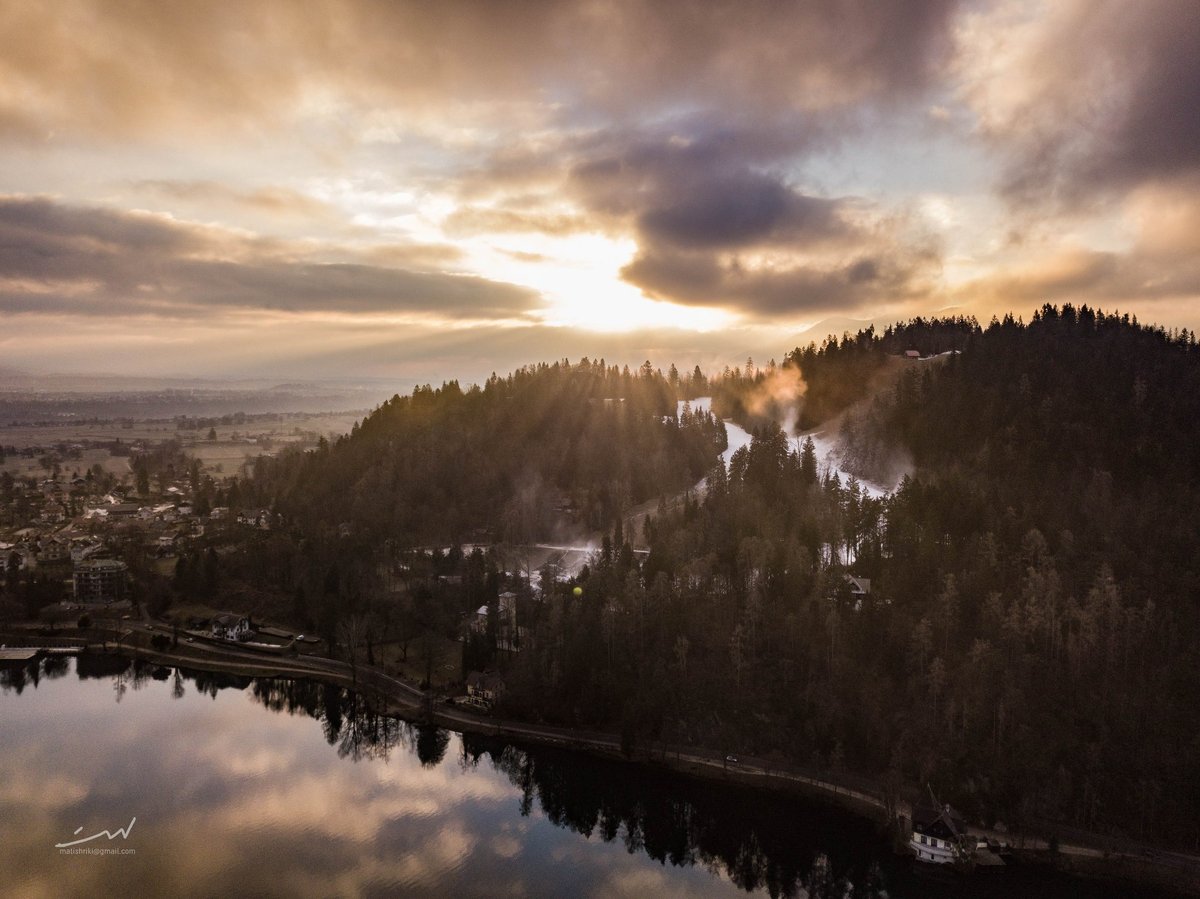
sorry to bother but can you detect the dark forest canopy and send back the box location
[227,306,1200,852]
[710,314,982,433]
[509,306,1200,850]
[245,358,724,545]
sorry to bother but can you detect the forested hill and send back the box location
[245,359,724,545]
[841,305,1200,604]
[233,306,1200,850]
[499,306,1200,851]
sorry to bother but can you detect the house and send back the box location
[237,509,271,528]
[470,605,489,635]
[469,593,522,651]
[910,804,971,864]
[70,540,103,564]
[466,670,505,705]
[828,574,873,610]
[904,349,921,360]
[845,574,871,598]
[211,613,252,642]
[38,504,67,525]
[37,536,70,564]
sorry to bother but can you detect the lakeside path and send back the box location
[6,621,1200,892]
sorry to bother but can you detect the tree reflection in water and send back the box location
[0,657,885,897]
[235,675,891,898]
[3,659,1165,898]
[1,659,883,895]
[461,732,890,898]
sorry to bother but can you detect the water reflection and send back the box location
[0,655,1183,899]
[239,673,886,897]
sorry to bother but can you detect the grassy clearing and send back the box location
[369,634,464,690]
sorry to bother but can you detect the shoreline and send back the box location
[4,624,1199,895]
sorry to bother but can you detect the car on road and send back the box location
[185,637,194,643]
[725,755,738,764]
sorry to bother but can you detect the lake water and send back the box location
[0,655,1182,898]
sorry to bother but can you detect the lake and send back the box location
[0,654,1183,898]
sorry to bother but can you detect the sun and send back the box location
[465,231,735,332]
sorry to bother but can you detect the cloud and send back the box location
[957,0,1200,206]
[442,205,588,238]
[622,246,937,316]
[961,245,1200,309]
[134,180,344,224]
[0,196,540,319]
[637,182,840,251]
[9,0,1200,377]
[555,126,942,316]
[0,1,964,142]
[956,177,1200,317]
[0,1,971,332]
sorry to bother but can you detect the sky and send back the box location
[1,0,1198,383]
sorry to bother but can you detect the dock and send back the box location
[0,648,40,661]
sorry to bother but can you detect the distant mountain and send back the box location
[787,316,880,346]
[0,367,408,419]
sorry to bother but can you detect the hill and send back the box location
[232,306,1200,851]
[246,358,723,546]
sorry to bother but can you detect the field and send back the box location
[0,411,363,481]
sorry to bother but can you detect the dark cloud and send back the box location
[559,126,939,315]
[571,134,799,247]
[980,1,1200,205]
[0,197,195,256]
[0,197,539,319]
[623,248,933,316]
[566,124,823,215]
[637,175,842,250]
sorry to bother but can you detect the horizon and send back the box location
[0,304,1183,397]
[2,1,1198,383]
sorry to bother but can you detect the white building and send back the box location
[910,805,970,865]
[211,613,251,641]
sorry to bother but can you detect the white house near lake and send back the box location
[211,613,251,642]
